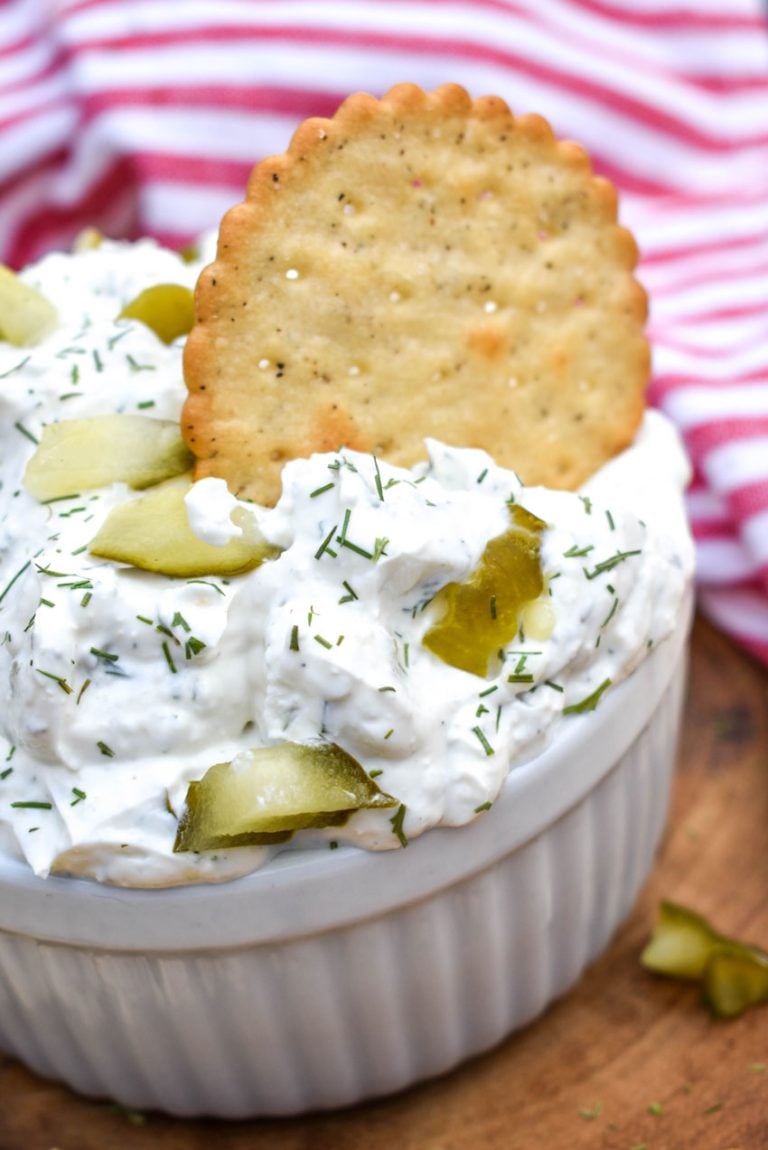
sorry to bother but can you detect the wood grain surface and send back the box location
[2,612,767,1150]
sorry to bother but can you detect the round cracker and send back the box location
[183,83,648,506]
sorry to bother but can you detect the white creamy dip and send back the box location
[0,239,694,887]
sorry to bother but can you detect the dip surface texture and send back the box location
[0,240,694,886]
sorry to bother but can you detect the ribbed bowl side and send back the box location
[0,664,685,1118]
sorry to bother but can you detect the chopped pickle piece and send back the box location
[422,503,546,677]
[0,264,57,346]
[641,900,722,980]
[642,900,768,1018]
[118,283,195,344]
[24,414,192,500]
[90,478,277,577]
[72,227,103,252]
[704,950,768,1018]
[174,742,398,851]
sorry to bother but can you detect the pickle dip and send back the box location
[0,238,694,887]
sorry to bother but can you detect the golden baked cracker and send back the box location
[183,83,648,505]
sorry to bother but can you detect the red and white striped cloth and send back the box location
[3,0,768,660]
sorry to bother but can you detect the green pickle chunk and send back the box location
[0,264,57,347]
[90,477,278,577]
[642,900,768,1017]
[24,414,192,501]
[422,503,545,677]
[118,283,195,344]
[174,742,398,852]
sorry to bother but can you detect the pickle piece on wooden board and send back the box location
[704,949,768,1018]
[0,265,57,347]
[118,283,195,344]
[422,503,546,677]
[174,742,397,851]
[89,478,277,577]
[24,414,193,501]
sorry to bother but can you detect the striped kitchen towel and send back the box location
[2,0,768,660]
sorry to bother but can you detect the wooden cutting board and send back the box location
[2,612,767,1149]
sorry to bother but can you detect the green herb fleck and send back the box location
[162,641,177,673]
[310,481,335,499]
[76,678,91,704]
[314,634,332,650]
[70,787,87,806]
[472,726,495,756]
[36,668,73,694]
[564,679,611,715]
[584,549,642,580]
[289,625,300,652]
[474,801,492,813]
[390,803,408,847]
[577,1102,602,1121]
[648,1101,663,1117]
[315,522,338,560]
[11,800,52,810]
[97,741,114,757]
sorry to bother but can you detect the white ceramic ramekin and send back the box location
[0,590,692,1118]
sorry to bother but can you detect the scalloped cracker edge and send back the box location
[183,83,648,505]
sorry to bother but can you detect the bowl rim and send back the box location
[0,590,693,952]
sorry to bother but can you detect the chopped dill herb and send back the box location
[390,803,408,847]
[36,668,73,694]
[584,549,642,580]
[315,522,338,560]
[97,741,114,757]
[186,579,224,595]
[601,597,619,628]
[70,787,87,806]
[372,536,389,561]
[647,1102,663,1117]
[378,686,396,693]
[507,673,534,684]
[563,543,593,558]
[76,678,91,704]
[309,481,335,499]
[369,768,383,778]
[289,625,300,652]
[606,509,615,530]
[339,536,373,560]
[314,634,332,650]
[544,680,564,692]
[383,728,394,739]
[479,685,498,699]
[372,455,385,500]
[11,800,52,810]
[472,726,495,756]
[185,637,206,658]
[474,801,492,813]
[0,355,31,379]
[92,348,104,372]
[579,495,592,514]
[90,646,119,663]
[137,615,153,625]
[126,354,156,373]
[0,767,13,780]
[14,420,38,444]
[577,1102,602,1121]
[338,580,358,604]
[162,641,177,673]
[172,611,191,632]
[476,467,488,484]
[564,679,611,715]
[476,704,489,717]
